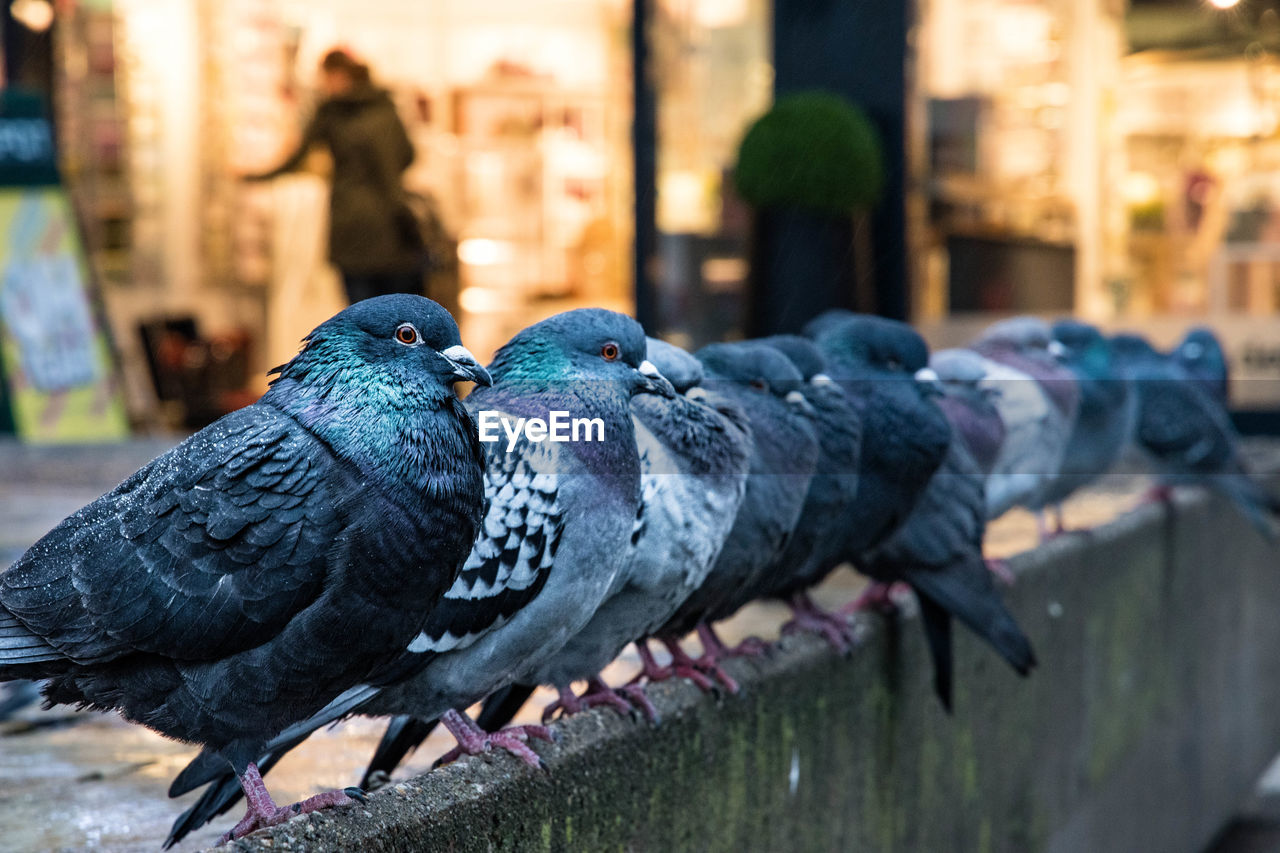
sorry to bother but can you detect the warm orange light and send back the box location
[1208,0,1240,9]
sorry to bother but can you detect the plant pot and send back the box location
[746,206,873,336]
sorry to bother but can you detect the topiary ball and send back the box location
[734,91,885,215]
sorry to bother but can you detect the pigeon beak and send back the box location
[914,367,944,398]
[636,360,676,398]
[440,345,492,387]
[810,373,835,386]
[785,389,815,415]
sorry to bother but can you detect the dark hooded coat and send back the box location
[253,83,422,275]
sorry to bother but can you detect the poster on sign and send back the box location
[0,188,128,441]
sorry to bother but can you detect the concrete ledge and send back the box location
[223,489,1280,853]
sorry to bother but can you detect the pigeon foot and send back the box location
[697,622,769,661]
[219,762,363,843]
[631,640,717,693]
[542,677,648,723]
[840,581,902,616]
[780,593,858,653]
[435,708,554,769]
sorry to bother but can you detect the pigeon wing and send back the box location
[402,431,564,655]
[0,405,348,666]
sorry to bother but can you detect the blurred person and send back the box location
[246,48,425,305]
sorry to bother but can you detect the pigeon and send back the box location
[0,679,40,720]
[392,339,756,754]
[1172,326,1230,408]
[646,341,820,688]
[644,335,707,392]
[968,317,1080,525]
[0,294,491,842]
[857,380,1037,709]
[806,314,1033,709]
[919,349,1010,585]
[165,308,671,845]
[925,349,1006,478]
[1039,321,1137,531]
[1110,333,1277,540]
[752,335,864,651]
[522,340,752,718]
[804,313,951,559]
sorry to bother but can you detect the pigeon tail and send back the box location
[0,609,64,676]
[0,680,40,720]
[1207,473,1280,543]
[360,714,444,790]
[477,683,537,733]
[916,595,954,712]
[906,560,1038,687]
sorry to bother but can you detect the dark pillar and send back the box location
[772,0,910,320]
[632,0,659,331]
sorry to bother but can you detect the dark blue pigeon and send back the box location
[1172,326,1230,408]
[165,308,671,845]
[751,335,863,651]
[856,424,1037,710]
[644,335,706,393]
[805,314,950,558]
[645,341,820,690]
[1038,321,1137,532]
[0,294,491,841]
[808,314,1034,710]
[1111,333,1277,540]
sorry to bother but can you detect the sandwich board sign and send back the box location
[0,89,128,442]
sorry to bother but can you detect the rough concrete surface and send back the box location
[219,485,1280,853]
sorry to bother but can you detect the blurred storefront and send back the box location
[914,0,1280,410]
[42,0,772,426]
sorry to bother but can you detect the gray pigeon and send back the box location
[165,308,672,845]
[489,340,754,722]
[647,341,820,690]
[968,317,1080,525]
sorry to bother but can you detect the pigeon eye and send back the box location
[885,358,903,371]
[600,342,620,361]
[395,324,420,346]
[749,378,768,392]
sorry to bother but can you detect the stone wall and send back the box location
[223,488,1280,852]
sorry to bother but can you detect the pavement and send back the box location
[0,436,1275,851]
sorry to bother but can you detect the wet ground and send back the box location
[0,437,1267,851]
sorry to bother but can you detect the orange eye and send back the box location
[749,379,768,392]
[601,342,620,361]
[395,324,419,345]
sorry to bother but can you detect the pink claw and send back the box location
[435,708,554,769]
[697,623,769,661]
[840,581,899,616]
[631,640,716,692]
[541,678,644,723]
[780,592,858,653]
[218,762,364,844]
